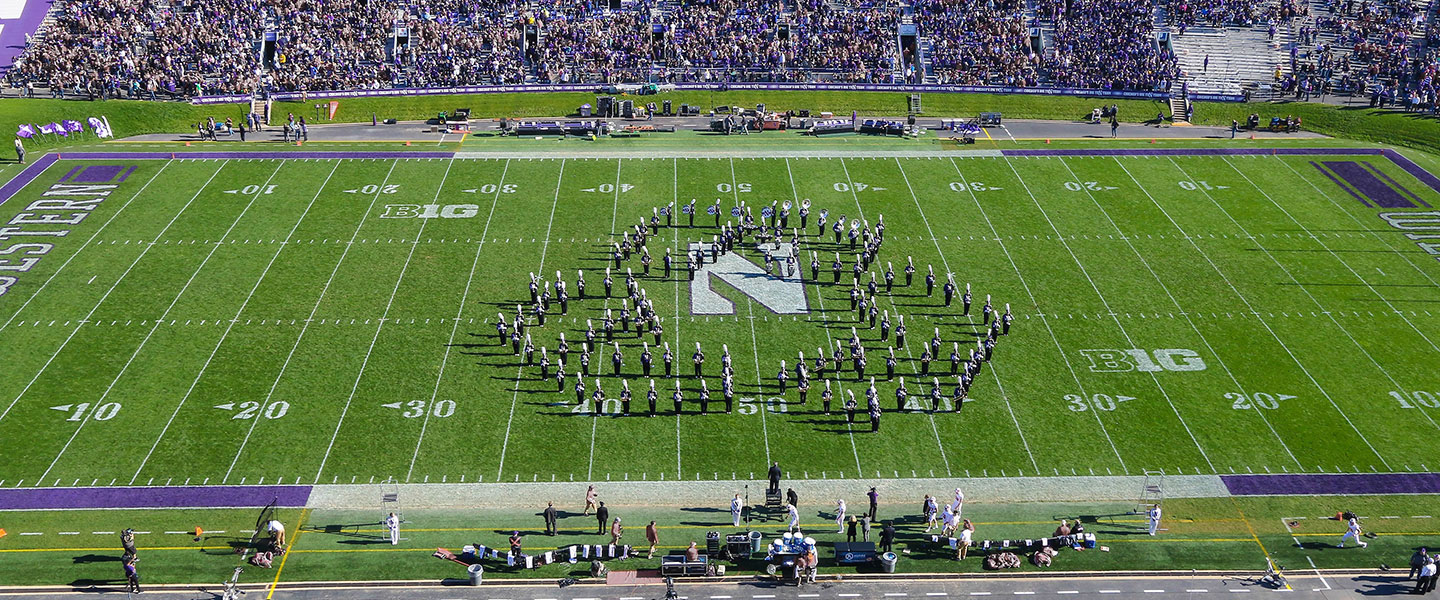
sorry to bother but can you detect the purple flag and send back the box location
[16,124,35,138]
[63,120,83,133]
[38,123,55,135]
[51,123,68,137]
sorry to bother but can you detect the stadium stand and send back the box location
[3,0,1434,101]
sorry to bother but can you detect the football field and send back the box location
[2,147,1439,490]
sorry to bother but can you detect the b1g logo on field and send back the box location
[1079,349,1206,373]
[380,204,480,219]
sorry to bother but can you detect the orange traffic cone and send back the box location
[0,528,7,538]
[193,527,203,542]
[1150,138,1157,144]
[1045,139,1051,144]
[185,142,192,147]
[404,141,412,146]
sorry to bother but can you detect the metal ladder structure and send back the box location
[1134,470,1165,514]
[380,477,402,524]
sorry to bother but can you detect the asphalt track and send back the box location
[0,571,1407,599]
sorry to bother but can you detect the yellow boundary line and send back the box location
[1228,497,1288,590]
[14,532,1437,555]
[266,508,308,600]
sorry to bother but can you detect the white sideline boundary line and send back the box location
[496,159,566,482]
[217,159,401,484]
[1165,157,1389,469]
[948,157,1128,473]
[43,157,285,477]
[405,159,512,482]
[1107,158,1302,468]
[0,162,227,426]
[0,160,170,335]
[314,158,456,483]
[1269,156,1440,435]
[131,161,339,484]
[1007,155,1215,473]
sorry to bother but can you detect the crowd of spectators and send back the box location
[915,0,1037,86]
[1277,0,1437,108]
[1166,0,1265,28]
[1038,0,1179,91]
[9,0,1308,97]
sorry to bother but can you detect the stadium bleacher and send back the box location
[3,0,1436,103]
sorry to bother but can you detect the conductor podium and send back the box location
[764,490,783,519]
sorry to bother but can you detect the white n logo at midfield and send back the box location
[689,242,808,315]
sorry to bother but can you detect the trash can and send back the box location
[467,563,484,586]
[749,531,764,553]
[879,552,897,574]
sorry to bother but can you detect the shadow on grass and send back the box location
[70,554,121,564]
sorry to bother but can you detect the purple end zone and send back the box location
[1002,148,1384,157]
[0,153,58,207]
[1002,147,1440,197]
[70,165,125,183]
[55,151,454,160]
[0,485,311,510]
[1381,149,1440,200]
[1222,473,1440,496]
[1322,161,1416,208]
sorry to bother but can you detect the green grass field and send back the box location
[2,150,1440,490]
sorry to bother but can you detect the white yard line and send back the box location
[949,157,1128,473]
[1008,156,1214,472]
[0,161,172,335]
[587,159,625,481]
[497,159,566,481]
[1169,157,1389,469]
[1109,158,1303,467]
[1226,159,1440,358]
[731,158,773,464]
[836,158,951,475]
[0,162,227,426]
[1268,157,1440,434]
[314,158,456,483]
[674,158,683,479]
[40,161,286,483]
[744,284,775,466]
[892,157,1033,475]
[405,159,511,482]
[784,158,863,475]
[128,161,333,483]
[215,159,400,484]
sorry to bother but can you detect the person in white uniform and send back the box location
[385,512,400,545]
[1339,516,1368,548]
